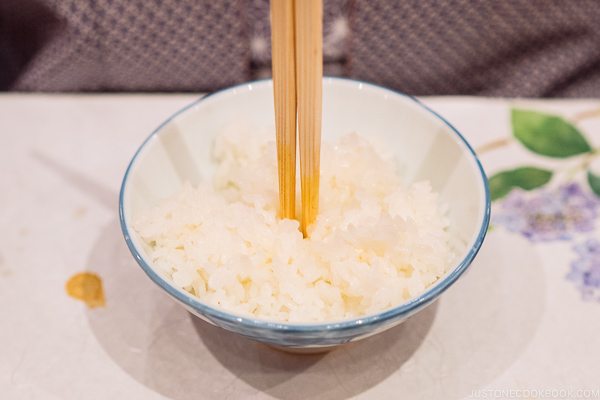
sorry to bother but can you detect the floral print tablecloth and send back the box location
[485,107,600,302]
[0,94,598,399]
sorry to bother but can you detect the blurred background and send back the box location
[2,0,600,96]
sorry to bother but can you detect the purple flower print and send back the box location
[567,239,600,302]
[493,183,599,241]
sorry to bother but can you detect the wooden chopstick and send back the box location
[295,0,322,236]
[270,0,297,220]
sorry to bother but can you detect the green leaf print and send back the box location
[587,170,600,197]
[489,166,553,201]
[512,109,591,157]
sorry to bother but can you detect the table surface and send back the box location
[1,94,599,400]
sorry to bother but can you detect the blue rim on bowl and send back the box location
[119,77,491,334]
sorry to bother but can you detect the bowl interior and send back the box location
[121,78,489,325]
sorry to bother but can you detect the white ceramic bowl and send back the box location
[120,78,490,351]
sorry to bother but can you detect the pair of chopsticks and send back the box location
[271,0,322,237]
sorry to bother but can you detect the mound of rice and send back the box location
[134,129,453,322]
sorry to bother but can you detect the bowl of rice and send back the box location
[119,77,490,351]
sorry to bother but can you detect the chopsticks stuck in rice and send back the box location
[271,0,323,237]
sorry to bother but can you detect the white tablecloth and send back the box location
[1,94,599,399]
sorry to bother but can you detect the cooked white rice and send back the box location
[134,129,453,322]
